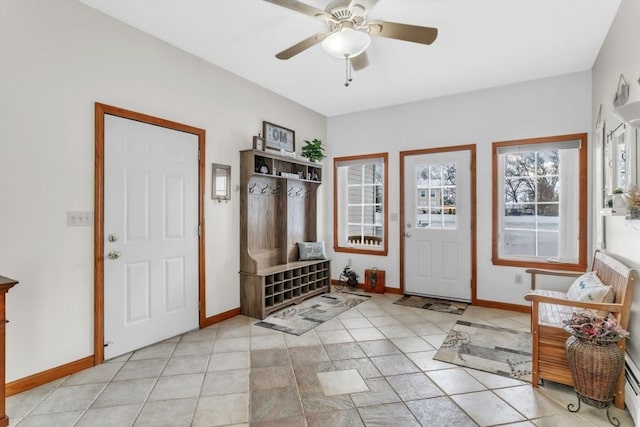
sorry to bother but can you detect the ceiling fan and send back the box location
[264,0,438,84]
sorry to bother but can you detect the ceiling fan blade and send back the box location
[275,32,331,60]
[264,0,333,21]
[367,20,438,45]
[348,0,379,15]
[351,51,369,71]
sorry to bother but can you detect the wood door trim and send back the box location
[399,144,477,303]
[94,103,206,364]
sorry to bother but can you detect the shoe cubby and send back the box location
[239,259,331,319]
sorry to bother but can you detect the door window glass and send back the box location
[416,163,457,229]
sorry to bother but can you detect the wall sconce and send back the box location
[212,163,231,202]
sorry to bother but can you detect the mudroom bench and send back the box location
[524,250,637,409]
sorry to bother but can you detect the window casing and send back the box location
[334,153,388,255]
[492,134,587,271]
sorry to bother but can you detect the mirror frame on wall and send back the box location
[211,163,231,202]
[594,121,606,248]
[605,123,638,205]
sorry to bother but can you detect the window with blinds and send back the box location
[492,134,587,270]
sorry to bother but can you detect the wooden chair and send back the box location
[524,250,637,409]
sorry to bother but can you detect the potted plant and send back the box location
[301,139,326,162]
[613,188,625,208]
[563,312,629,343]
[563,312,628,419]
[341,265,359,290]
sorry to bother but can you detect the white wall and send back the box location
[326,71,591,304]
[591,0,640,363]
[0,0,325,382]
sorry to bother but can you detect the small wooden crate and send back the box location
[364,269,385,293]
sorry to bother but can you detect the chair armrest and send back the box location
[523,292,623,313]
[525,269,583,290]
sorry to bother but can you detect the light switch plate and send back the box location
[67,211,93,227]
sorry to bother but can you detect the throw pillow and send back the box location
[297,241,327,261]
[567,271,614,316]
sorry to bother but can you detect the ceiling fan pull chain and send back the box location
[344,55,353,87]
[345,56,349,87]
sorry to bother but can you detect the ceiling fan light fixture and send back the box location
[321,28,371,59]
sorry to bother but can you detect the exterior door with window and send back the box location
[403,149,472,301]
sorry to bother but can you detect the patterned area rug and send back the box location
[434,320,532,382]
[255,292,370,336]
[393,295,468,315]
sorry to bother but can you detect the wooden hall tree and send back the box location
[239,150,330,320]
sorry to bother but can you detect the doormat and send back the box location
[255,292,370,336]
[434,320,532,382]
[393,295,468,315]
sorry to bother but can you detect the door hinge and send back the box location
[198,225,201,237]
[198,150,201,161]
[198,300,202,312]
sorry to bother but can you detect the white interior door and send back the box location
[403,150,472,301]
[104,114,199,359]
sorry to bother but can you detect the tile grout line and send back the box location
[69,382,111,426]
[124,337,181,427]
[344,307,421,426]
[360,301,480,426]
[323,314,366,426]
[284,328,312,427]
[191,328,217,427]
[11,378,60,424]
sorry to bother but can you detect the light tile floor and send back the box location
[7,293,635,426]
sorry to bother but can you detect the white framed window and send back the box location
[492,134,587,271]
[334,153,388,255]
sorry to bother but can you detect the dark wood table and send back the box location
[0,276,18,427]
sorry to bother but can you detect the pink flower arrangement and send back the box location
[563,312,629,341]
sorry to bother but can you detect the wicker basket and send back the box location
[565,334,624,408]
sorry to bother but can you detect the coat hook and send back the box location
[248,183,257,193]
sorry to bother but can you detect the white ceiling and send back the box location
[79,0,620,117]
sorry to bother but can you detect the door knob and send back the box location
[404,232,412,238]
[108,250,121,260]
